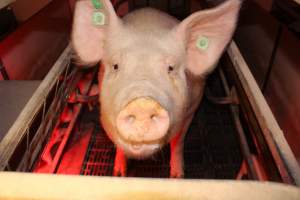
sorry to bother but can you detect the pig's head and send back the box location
[72,0,240,159]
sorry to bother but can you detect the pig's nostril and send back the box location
[151,114,158,121]
[127,115,136,123]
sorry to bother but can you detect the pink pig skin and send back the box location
[72,0,241,177]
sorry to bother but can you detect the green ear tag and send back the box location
[92,11,105,26]
[197,36,209,50]
[92,0,103,9]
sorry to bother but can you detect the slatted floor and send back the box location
[80,71,243,178]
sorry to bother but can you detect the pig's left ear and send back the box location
[72,0,121,65]
[174,0,241,76]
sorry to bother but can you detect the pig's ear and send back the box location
[72,0,121,65]
[174,0,241,76]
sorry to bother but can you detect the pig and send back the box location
[72,0,241,177]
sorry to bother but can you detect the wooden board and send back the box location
[0,172,300,200]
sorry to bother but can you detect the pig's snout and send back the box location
[116,97,170,143]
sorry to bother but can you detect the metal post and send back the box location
[0,58,9,80]
[262,24,283,92]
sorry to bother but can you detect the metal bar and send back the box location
[56,126,94,174]
[227,41,300,185]
[184,0,191,18]
[0,58,9,80]
[262,24,283,92]
[0,45,72,170]
[218,68,259,180]
[236,160,247,179]
[167,0,171,14]
[128,0,134,11]
[251,155,268,181]
[48,104,82,173]
[33,69,97,173]
[205,87,238,105]
[219,68,268,181]
[17,66,81,172]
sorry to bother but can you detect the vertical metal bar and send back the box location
[25,126,30,171]
[128,0,134,11]
[218,68,259,180]
[184,0,191,17]
[262,24,283,92]
[0,58,10,80]
[167,0,171,14]
[6,162,11,171]
[42,101,46,122]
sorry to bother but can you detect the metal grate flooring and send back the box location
[80,71,243,178]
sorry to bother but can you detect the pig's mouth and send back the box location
[116,136,163,159]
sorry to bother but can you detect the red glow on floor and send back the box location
[57,127,93,175]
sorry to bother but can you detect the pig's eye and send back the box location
[168,66,174,73]
[113,64,119,70]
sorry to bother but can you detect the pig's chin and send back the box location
[116,137,161,159]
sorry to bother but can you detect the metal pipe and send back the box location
[262,24,283,92]
[218,68,259,180]
[0,58,9,80]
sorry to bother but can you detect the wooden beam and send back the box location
[0,172,300,199]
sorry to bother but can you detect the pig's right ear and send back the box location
[72,0,121,65]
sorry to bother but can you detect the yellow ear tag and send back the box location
[92,11,105,26]
[196,36,209,50]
